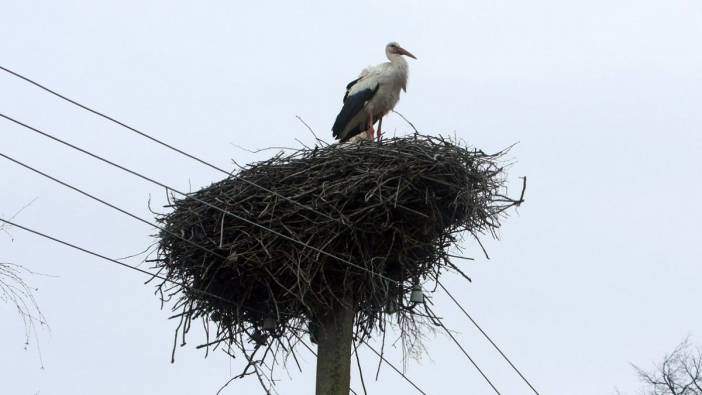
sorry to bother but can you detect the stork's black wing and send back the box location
[342,77,362,103]
[332,84,379,141]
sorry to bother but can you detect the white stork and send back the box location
[332,42,417,143]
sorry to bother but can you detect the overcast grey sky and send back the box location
[1,1,701,394]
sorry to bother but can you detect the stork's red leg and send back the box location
[377,117,383,142]
[367,113,375,141]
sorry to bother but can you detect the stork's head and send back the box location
[386,42,417,60]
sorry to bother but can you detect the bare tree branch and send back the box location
[632,338,702,395]
[1,199,50,367]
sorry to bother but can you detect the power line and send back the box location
[0,217,233,308]
[0,151,230,262]
[425,304,501,395]
[352,339,369,395]
[0,65,338,222]
[362,341,428,395]
[437,280,539,394]
[0,112,398,285]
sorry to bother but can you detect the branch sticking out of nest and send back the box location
[153,133,523,382]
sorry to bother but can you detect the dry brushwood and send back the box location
[1,200,48,365]
[0,262,47,342]
[153,133,523,386]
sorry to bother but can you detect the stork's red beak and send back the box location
[398,47,417,59]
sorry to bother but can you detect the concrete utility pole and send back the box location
[315,298,355,395]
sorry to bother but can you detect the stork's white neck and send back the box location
[387,53,408,67]
[386,53,409,92]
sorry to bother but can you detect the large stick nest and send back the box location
[154,134,522,364]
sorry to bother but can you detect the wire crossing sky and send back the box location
[2,1,701,394]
